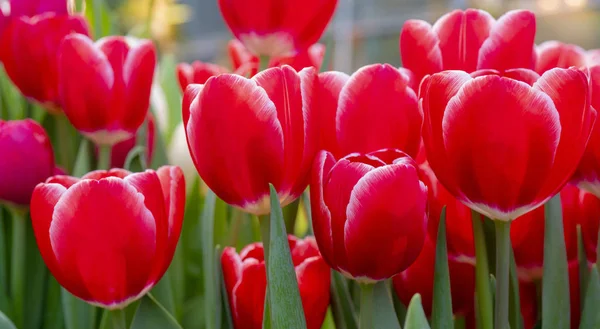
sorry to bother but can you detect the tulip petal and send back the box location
[344,161,428,280]
[46,176,80,188]
[295,256,331,329]
[442,75,560,219]
[337,64,421,158]
[310,151,337,270]
[221,247,243,312]
[156,166,186,270]
[231,259,266,329]
[49,178,157,307]
[315,71,349,157]
[123,39,156,131]
[400,20,443,84]
[432,9,494,72]
[535,41,587,74]
[185,74,284,214]
[82,168,131,180]
[9,0,68,16]
[534,68,595,200]
[477,10,536,71]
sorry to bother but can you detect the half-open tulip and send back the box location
[393,237,475,317]
[218,0,337,57]
[222,236,330,329]
[30,166,185,309]
[400,9,536,86]
[58,34,156,146]
[563,184,600,263]
[176,61,229,92]
[535,41,587,74]
[318,64,422,159]
[0,119,54,207]
[0,13,89,111]
[311,149,427,282]
[183,65,318,215]
[421,67,595,221]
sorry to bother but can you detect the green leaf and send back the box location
[372,281,401,329]
[579,265,600,329]
[0,309,16,329]
[24,221,49,329]
[72,139,91,177]
[61,289,97,329]
[150,272,175,315]
[542,194,570,329]
[404,294,430,329]
[202,190,220,329]
[124,145,148,172]
[267,184,307,329]
[130,294,182,329]
[158,54,183,143]
[472,211,494,329]
[432,207,453,328]
[149,118,170,169]
[330,271,358,329]
[42,276,64,329]
[508,247,523,329]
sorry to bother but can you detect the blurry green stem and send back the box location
[55,115,74,173]
[92,0,103,38]
[98,145,111,170]
[259,215,271,263]
[145,0,156,38]
[10,209,26,329]
[111,309,126,329]
[495,220,511,329]
[472,212,493,329]
[259,55,270,72]
[358,283,374,329]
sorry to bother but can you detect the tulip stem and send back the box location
[111,309,127,329]
[259,55,270,72]
[10,209,27,329]
[358,283,375,329]
[494,220,511,329]
[259,215,271,263]
[98,145,111,170]
[472,212,493,329]
[92,0,104,38]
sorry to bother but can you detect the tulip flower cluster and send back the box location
[2,0,600,329]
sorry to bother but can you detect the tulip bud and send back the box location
[176,61,230,93]
[218,0,337,57]
[310,149,428,282]
[58,34,157,146]
[30,166,185,309]
[183,65,318,215]
[221,236,330,329]
[0,119,55,207]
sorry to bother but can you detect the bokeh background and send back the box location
[112,0,600,73]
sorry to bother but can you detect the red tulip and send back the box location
[314,71,348,157]
[535,41,587,74]
[517,282,540,329]
[218,0,337,57]
[109,113,156,169]
[393,237,475,317]
[176,61,230,92]
[268,43,326,72]
[310,149,427,282]
[421,68,595,221]
[221,236,330,329]
[318,64,421,159]
[30,166,185,309]
[183,65,318,215]
[511,187,579,281]
[0,119,55,207]
[228,39,259,76]
[562,184,600,263]
[400,9,536,86]
[420,162,475,263]
[568,260,582,329]
[58,34,156,146]
[0,13,89,112]
[9,0,68,17]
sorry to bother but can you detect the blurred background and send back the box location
[111,0,600,73]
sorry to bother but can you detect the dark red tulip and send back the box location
[9,0,68,17]
[58,34,156,146]
[0,13,90,112]
[176,61,229,92]
[421,68,595,221]
[400,9,536,86]
[221,236,330,329]
[30,166,185,309]
[109,113,156,169]
[310,149,427,282]
[393,237,475,317]
[0,119,55,207]
[218,0,337,57]
[535,41,587,74]
[317,64,421,159]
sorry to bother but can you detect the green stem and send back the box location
[92,0,103,39]
[454,316,466,329]
[111,308,127,329]
[259,215,271,263]
[98,145,112,170]
[472,212,493,329]
[359,283,375,329]
[10,209,26,329]
[55,115,74,173]
[259,55,270,72]
[494,220,512,329]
